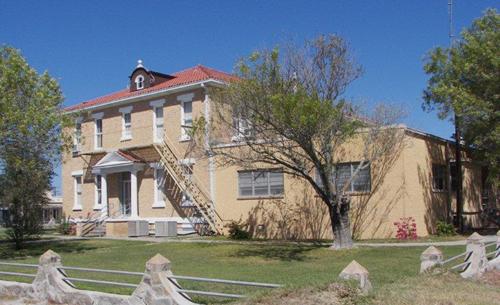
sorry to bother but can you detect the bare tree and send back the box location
[191,35,404,249]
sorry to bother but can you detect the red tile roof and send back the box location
[116,150,142,163]
[65,65,236,111]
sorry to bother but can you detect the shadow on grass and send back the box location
[0,240,98,260]
[232,245,320,262]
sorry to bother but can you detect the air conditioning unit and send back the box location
[155,221,177,237]
[128,220,149,237]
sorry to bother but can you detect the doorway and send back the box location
[120,172,131,216]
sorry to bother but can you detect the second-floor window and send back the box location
[95,119,103,149]
[120,106,133,140]
[232,116,253,141]
[181,100,193,140]
[432,164,447,191]
[154,106,164,142]
[238,170,284,198]
[73,120,82,154]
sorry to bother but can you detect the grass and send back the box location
[0,237,492,304]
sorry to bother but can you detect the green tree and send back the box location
[423,9,500,186]
[192,35,404,249]
[0,46,72,248]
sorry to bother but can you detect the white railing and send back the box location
[0,260,281,299]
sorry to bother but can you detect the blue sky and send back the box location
[1,1,497,191]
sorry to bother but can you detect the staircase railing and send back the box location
[154,136,223,235]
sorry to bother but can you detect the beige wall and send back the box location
[62,88,209,220]
[62,86,487,240]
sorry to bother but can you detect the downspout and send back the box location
[201,83,216,210]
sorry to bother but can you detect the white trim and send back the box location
[118,106,133,113]
[149,99,165,108]
[71,170,84,176]
[179,158,196,165]
[91,112,104,119]
[177,92,195,102]
[66,80,226,114]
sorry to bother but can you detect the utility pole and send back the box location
[449,0,464,233]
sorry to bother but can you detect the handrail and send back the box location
[63,277,138,288]
[159,137,225,223]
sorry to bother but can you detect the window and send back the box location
[315,162,371,193]
[119,106,133,140]
[432,164,447,191]
[232,116,253,141]
[238,170,284,197]
[153,167,166,207]
[72,120,82,154]
[74,176,82,210]
[450,162,458,192]
[94,175,102,208]
[135,75,144,90]
[181,100,193,140]
[154,106,164,142]
[95,119,103,149]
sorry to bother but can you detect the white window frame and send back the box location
[232,116,253,142]
[150,99,165,143]
[135,75,144,90]
[92,112,104,150]
[72,117,82,154]
[94,175,102,210]
[152,163,166,208]
[178,93,194,141]
[119,106,133,141]
[72,170,84,211]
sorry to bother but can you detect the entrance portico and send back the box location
[92,150,145,219]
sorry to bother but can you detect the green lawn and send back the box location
[0,238,477,304]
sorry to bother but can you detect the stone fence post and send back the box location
[420,246,443,273]
[338,260,372,294]
[460,232,487,279]
[132,253,197,305]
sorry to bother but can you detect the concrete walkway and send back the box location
[40,234,498,247]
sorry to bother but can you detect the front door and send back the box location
[120,172,131,216]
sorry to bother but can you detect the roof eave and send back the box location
[65,78,227,114]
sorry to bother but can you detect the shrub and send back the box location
[58,217,76,235]
[226,221,251,240]
[393,217,417,240]
[436,221,456,236]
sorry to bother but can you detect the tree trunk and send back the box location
[329,198,353,249]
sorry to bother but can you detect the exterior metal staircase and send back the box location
[154,138,223,235]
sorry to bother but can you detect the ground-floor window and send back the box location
[315,162,371,193]
[153,167,166,207]
[94,175,102,208]
[238,170,284,197]
[74,176,82,210]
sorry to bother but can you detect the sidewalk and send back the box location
[41,233,498,247]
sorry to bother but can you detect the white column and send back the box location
[101,174,108,217]
[131,170,139,218]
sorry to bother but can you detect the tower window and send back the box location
[135,75,144,90]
